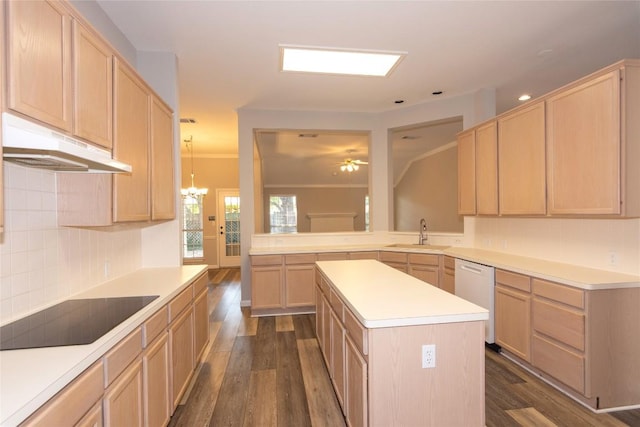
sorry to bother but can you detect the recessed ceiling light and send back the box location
[280,45,406,77]
[518,94,532,101]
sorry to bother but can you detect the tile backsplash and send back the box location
[0,163,142,323]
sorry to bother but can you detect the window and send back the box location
[182,196,204,259]
[270,195,297,233]
[365,194,370,232]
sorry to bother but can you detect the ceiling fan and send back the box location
[339,158,368,172]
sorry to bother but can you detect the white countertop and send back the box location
[444,247,640,290]
[0,265,207,427]
[316,260,489,329]
[251,243,640,290]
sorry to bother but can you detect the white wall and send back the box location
[0,163,142,323]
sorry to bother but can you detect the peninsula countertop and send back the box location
[316,259,489,329]
[0,265,207,427]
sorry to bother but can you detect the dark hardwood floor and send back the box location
[168,268,640,427]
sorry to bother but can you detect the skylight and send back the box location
[280,45,405,77]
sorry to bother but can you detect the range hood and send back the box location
[2,113,132,173]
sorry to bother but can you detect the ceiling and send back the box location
[97,0,640,166]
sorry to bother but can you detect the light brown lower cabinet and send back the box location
[142,333,171,427]
[75,401,103,427]
[170,305,195,410]
[407,253,440,286]
[495,269,531,362]
[344,334,367,427]
[441,256,455,294]
[194,288,210,362]
[103,360,144,427]
[329,298,346,409]
[378,251,408,273]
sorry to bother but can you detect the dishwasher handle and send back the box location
[459,264,484,275]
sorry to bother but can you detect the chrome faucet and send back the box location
[418,218,428,245]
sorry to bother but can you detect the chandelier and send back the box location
[340,158,367,172]
[180,136,208,199]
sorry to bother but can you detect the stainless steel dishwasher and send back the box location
[455,259,496,344]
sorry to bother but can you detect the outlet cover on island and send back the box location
[422,344,436,368]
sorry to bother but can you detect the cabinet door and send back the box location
[103,360,144,427]
[546,70,621,215]
[75,401,103,427]
[285,264,316,307]
[498,101,546,215]
[457,129,476,215]
[322,294,332,367]
[251,267,284,309]
[142,333,170,427]
[495,285,531,361]
[442,268,455,294]
[73,21,113,148]
[330,309,345,409]
[475,121,499,215]
[6,0,72,131]
[194,288,210,362]
[408,264,439,286]
[150,96,176,220]
[315,285,325,348]
[169,306,194,410]
[345,335,368,427]
[113,58,150,222]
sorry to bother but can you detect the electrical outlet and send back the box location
[104,260,111,278]
[422,344,436,368]
[609,251,619,266]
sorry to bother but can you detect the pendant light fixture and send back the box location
[180,136,208,198]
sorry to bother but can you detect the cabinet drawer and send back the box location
[443,256,455,269]
[344,307,368,356]
[379,251,408,263]
[143,305,168,347]
[104,327,142,387]
[285,253,317,264]
[192,272,208,296]
[319,275,331,297]
[348,251,378,260]
[21,361,104,427]
[317,252,348,261]
[407,253,440,266]
[533,334,585,394]
[329,289,344,320]
[169,286,192,322]
[496,269,531,293]
[533,298,585,351]
[251,255,283,266]
[533,279,584,309]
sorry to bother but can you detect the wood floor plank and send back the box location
[168,350,231,427]
[253,317,276,371]
[209,336,255,427]
[237,308,259,336]
[243,369,277,427]
[292,314,316,340]
[506,407,558,427]
[275,315,294,332]
[296,338,346,427]
[276,331,312,427]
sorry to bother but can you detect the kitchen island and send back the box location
[315,259,489,427]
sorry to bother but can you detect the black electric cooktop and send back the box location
[0,295,159,351]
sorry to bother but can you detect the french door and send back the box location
[217,189,240,267]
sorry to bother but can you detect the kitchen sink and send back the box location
[385,243,450,250]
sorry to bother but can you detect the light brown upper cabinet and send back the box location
[475,121,499,215]
[546,62,640,216]
[6,0,73,132]
[457,129,476,215]
[73,20,113,149]
[498,101,546,215]
[150,96,175,220]
[113,58,151,222]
